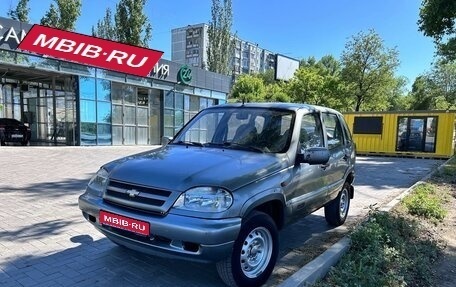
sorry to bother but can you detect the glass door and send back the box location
[111,83,150,145]
[396,117,437,152]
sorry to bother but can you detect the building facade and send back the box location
[171,23,276,76]
[0,17,231,146]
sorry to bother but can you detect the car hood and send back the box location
[104,145,290,191]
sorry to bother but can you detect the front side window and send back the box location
[300,113,324,151]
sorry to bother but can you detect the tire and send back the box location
[216,211,278,287]
[325,182,351,226]
[21,140,28,146]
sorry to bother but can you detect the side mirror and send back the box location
[296,147,330,165]
[161,136,173,146]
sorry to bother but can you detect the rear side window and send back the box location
[322,113,344,149]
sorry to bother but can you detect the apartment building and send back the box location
[171,23,276,76]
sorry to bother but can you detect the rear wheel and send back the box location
[325,182,351,226]
[216,211,278,287]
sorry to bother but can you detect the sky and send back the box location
[1,0,436,91]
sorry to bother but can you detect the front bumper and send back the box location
[78,192,241,263]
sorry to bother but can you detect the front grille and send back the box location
[103,179,176,214]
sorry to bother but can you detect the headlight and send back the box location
[173,187,233,212]
[87,168,109,196]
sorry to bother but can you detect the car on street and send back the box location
[0,118,31,146]
[78,102,356,287]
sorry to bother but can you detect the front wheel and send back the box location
[325,182,351,226]
[216,211,278,287]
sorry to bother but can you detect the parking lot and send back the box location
[0,146,444,287]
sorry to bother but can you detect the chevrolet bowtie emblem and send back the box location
[126,189,140,198]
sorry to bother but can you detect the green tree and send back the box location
[207,0,235,75]
[256,69,276,85]
[431,60,456,107]
[264,82,290,102]
[92,8,116,41]
[230,74,266,102]
[411,60,456,110]
[114,0,152,47]
[409,75,437,110]
[40,0,82,31]
[287,56,352,110]
[7,0,30,22]
[418,0,456,61]
[288,67,325,105]
[341,30,400,111]
[386,76,411,111]
[318,55,342,77]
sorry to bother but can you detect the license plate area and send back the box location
[99,210,150,236]
[11,134,23,138]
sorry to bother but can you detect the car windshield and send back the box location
[171,107,295,153]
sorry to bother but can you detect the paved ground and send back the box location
[0,146,444,287]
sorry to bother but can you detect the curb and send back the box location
[277,157,451,287]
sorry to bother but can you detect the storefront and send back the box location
[343,110,456,159]
[0,17,231,146]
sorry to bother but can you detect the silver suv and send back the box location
[78,103,356,287]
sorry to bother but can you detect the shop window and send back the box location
[97,124,111,145]
[111,82,124,104]
[97,101,111,124]
[112,105,123,125]
[123,106,136,125]
[124,126,136,145]
[79,77,96,100]
[175,110,184,128]
[164,109,174,127]
[353,116,383,134]
[137,107,148,126]
[80,100,96,122]
[124,85,136,105]
[190,96,200,112]
[80,122,96,145]
[165,91,174,108]
[96,79,111,101]
[175,93,184,110]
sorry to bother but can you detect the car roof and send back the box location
[205,102,342,115]
[0,118,21,124]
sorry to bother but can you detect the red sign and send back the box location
[18,24,163,77]
[99,210,150,236]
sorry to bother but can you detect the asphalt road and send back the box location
[0,146,444,287]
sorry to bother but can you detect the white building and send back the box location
[171,23,276,76]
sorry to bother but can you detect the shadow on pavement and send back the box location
[0,177,90,198]
[0,219,74,242]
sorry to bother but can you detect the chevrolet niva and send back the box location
[78,102,356,287]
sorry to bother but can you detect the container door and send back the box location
[396,117,437,153]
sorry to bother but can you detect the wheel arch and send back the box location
[345,170,355,199]
[240,193,285,230]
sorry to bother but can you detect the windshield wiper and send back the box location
[221,142,264,153]
[174,140,204,147]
